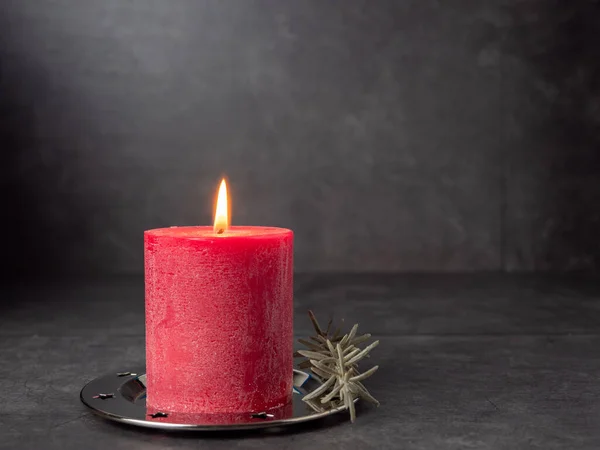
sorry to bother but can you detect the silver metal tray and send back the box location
[80,368,349,431]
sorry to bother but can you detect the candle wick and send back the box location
[217,228,224,235]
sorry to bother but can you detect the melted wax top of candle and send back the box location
[145,226,292,240]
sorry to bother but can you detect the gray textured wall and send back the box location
[1,0,599,275]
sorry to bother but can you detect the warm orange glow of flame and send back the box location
[213,178,229,234]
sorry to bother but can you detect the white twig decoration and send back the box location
[295,311,380,422]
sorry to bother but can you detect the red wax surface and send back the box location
[146,401,294,425]
[145,226,293,413]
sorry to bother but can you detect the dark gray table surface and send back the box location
[2,274,600,449]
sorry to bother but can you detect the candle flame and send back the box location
[213,178,229,234]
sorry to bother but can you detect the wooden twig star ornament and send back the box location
[295,311,380,422]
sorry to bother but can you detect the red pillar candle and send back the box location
[145,181,293,414]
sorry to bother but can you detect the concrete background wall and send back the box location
[1,1,599,275]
